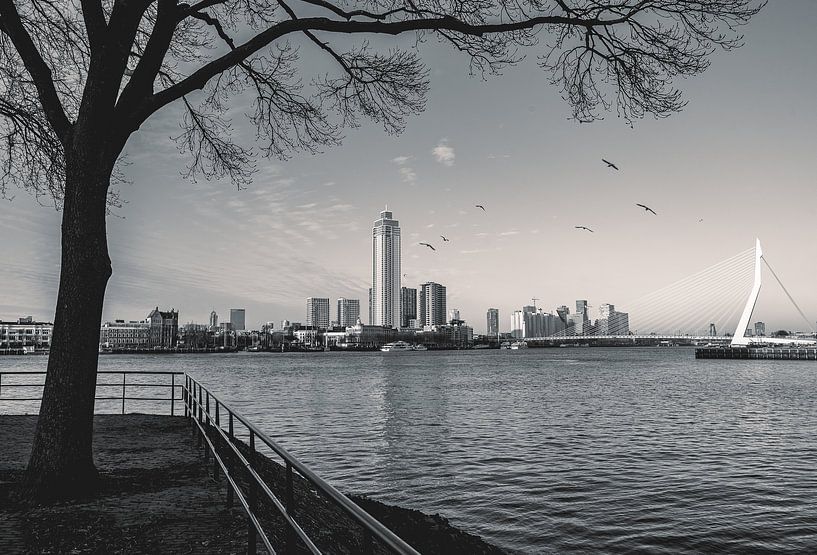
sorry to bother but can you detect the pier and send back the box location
[695,346,817,360]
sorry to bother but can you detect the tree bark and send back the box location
[21,153,113,502]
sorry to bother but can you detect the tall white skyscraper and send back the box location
[371,209,401,328]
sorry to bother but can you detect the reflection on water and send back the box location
[3,348,817,553]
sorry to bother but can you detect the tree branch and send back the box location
[0,0,72,140]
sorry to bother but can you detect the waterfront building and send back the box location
[449,309,460,322]
[345,317,397,348]
[754,321,766,337]
[371,209,401,328]
[337,298,361,328]
[596,304,630,335]
[147,307,179,348]
[419,282,447,327]
[230,308,246,331]
[511,307,563,338]
[575,300,589,320]
[293,326,319,346]
[368,287,373,324]
[400,287,417,329]
[1,318,53,353]
[408,318,420,329]
[100,320,150,350]
[487,308,499,338]
[209,310,218,330]
[306,297,331,330]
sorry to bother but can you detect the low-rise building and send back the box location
[1,318,53,353]
[100,320,150,350]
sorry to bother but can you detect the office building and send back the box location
[371,209,401,328]
[337,298,361,328]
[487,308,499,337]
[596,303,630,335]
[511,306,563,338]
[100,320,150,350]
[401,287,417,328]
[209,310,218,330]
[419,282,447,327]
[754,321,766,337]
[449,308,460,322]
[147,307,179,348]
[230,308,246,331]
[306,297,331,330]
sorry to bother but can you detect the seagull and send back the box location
[698,218,704,223]
[636,203,657,215]
[602,159,619,171]
[440,235,449,242]
[419,242,436,251]
[475,205,486,212]
[575,226,594,233]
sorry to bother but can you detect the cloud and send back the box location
[432,139,455,166]
[391,155,417,183]
[499,230,520,236]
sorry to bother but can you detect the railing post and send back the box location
[196,384,202,448]
[286,461,295,554]
[227,412,234,506]
[171,373,176,416]
[212,400,220,480]
[248,430,257,555]
[121,372,126,414]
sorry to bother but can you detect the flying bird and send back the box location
[698,218,704,223]
[575,226,594,233]
[602,159,619,171]
[440,235,449,242]
[475,205,486,212]
[419,242,436,251]
[636,203,657,215]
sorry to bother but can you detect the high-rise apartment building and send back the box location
[419,282,446,327]
[371,209,401,328]
[306,297,330,330]
[230,308,246,331]
[400,287,417,328]
[487,308,500,337]
[337,298,361,328]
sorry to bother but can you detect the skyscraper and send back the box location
[306,297,330,329]
[487,308,499,337]
[419,282,446,327]
[372,209,401,328]
[230,308,246,331]
[401,287,417,328]
[337,298,361,328]
[209,310,218,330]
[449,308,461,322]
[576,300,588,319]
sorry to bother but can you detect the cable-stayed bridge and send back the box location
[521,239,815,347]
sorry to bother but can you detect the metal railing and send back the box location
[0,371,184,415]
[183,374,420,555]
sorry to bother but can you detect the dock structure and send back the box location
[696,346,817,360]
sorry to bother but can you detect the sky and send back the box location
[2,1,816,334]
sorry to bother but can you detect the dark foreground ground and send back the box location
[0,415,505,554]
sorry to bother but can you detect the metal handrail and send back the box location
[0,370,184,415]
[184,374,420,555]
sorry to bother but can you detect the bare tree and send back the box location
[0,0,763,499]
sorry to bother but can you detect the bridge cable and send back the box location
[761,256,815,332]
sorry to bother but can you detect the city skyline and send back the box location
[1,4,816,332]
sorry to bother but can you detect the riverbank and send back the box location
[0,414,505,554]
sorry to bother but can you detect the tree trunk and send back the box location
[22,156,113,502]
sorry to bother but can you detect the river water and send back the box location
[3,348,817,553]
